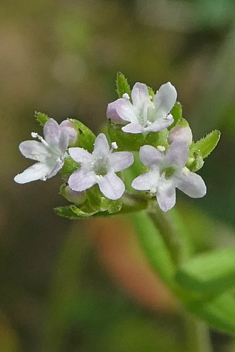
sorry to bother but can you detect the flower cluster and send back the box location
[15,75,220,214]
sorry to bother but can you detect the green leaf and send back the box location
[131,212,175,289]
[191,130,221,159]
[175,249,235,295]
[35,111,50,126]
[55,205,92,219]
[70,119,96,152]
[170,102,182,128]
[116,72,131,98]
[147,86,155,100]
[108,121,145,151]
[186,292,235,335]
[60,156,79,178]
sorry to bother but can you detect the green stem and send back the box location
[133,207,214,352]
[183,312,213,352]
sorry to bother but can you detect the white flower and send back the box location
[168,125,193,145]
[131,142,206,212]
[107,82,177,134]
[68,133,134,200]
[14,119,69,184]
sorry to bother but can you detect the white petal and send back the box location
[98,172,125,200]
[19,141,50,161]
[106,100,126,124]
[131,170,159,191]
[69,148,92,164]
[68,168,96,192]
[43,118,61,145]
[145,115,174,132]
[153,82,177,118]
[165,142,189,169]
[93,133,110,157]
[157,178,176,212]
[175,172,207,198]
[116,98,138,123]
[46,159,64,178]
[131,83,150,109]
[59,129,69,154]
[14,162,51,184]
[139,145,163,168]
[109,152,134,172]
[122,123,144,134]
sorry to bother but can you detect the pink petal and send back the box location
[122,123,144,134]
[165,142,189,169]
[93,133,110,157]
[69,148,92,164]
[139,145,163,168]
[131,170,159,191]
[43,118,61,145]
[68,169,96,192]
[19,141,50,161]
[131,83,149,109]
[109,152,134,172]
[98,172,125,200]
[116,98,137,123]
[106,100,126,124]
[14,162,51,184]
[176,172,207,198]
[157,178,176,212]
[145,115,174,132]
[153,82,177,118]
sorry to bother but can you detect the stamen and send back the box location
[111,142,118,150]
[122,93,130,100]
[157,145,165,152]
[182,167,190,176]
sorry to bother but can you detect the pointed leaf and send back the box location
[170,102,182,128]
[186,292,235,335]
[191,130,221,159]
[35,111,50,126]
[116,72,131,98]
[175,249,235,295]
[70,119,96,153]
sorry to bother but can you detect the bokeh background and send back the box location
[2,0,235,351]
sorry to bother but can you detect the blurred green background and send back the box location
[2,0,235,351]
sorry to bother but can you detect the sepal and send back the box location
[116,72,131,98]
[69,119,96,152]
[35,111,50,126]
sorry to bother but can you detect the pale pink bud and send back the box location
[63,186,86,204]
[60,120,78,146]
[168,125,193,145]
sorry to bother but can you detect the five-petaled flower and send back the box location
[14,118,69,184]
[131,142,206,212]
[68,133,134,200]
[107,82,177,134]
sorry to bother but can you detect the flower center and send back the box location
[93,157,108,176]
[162,166,176,179]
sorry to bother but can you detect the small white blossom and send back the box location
[68,133,134,200]
[14,119,69,184]
[131,142,206,212]
[107,82,177,134]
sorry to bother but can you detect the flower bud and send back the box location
[60,120,79,146]
[62,185,86,204]
[168,125,193,145]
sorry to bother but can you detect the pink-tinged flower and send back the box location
[131,142,206,212]
[14,119,69,184]
[60,119,78,146]
[107,82,177,134]
[168,125,193,145]
[68,133,134,200]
